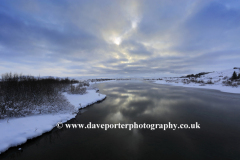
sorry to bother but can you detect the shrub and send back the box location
[0,73,78,119]
[68,83,87,95]
[232,83,238,88]
[206,80,214,84]
[222,80,232,86]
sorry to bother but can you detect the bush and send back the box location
[68,83,87,95]
[205,80,214,84]
[182,79,190,84]
[232,83,238,88]
[223,80,232,86]
[0,73,78,119]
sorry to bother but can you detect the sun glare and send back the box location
[112,37,122,45]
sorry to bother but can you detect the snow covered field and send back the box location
[0,89,106,154]
[153,69,240,94]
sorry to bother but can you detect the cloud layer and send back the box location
[1,0,240,77]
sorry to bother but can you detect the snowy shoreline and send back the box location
[153,80,240,94]
[152,69,240,94]
[0,89,106,154]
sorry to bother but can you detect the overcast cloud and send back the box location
[0,0,240,78]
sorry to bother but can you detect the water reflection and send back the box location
[1,81,240,160]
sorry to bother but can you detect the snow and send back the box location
[0,89,106,154]
[63,90,106,109]
[153,69,240,94]
[1,69,239,154]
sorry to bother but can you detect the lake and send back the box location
[1,81,240,160]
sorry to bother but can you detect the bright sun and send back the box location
[113,37,122,45]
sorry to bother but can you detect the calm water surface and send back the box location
[1,81,240,160]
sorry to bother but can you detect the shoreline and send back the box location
[1,79,239,154]
[153,80,240,94]
[0,89,106,154]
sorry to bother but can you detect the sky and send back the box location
[0,0,240,78]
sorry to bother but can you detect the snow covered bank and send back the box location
[0,90,106,154]
[89,80,116,85]
[153,69,240,94]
